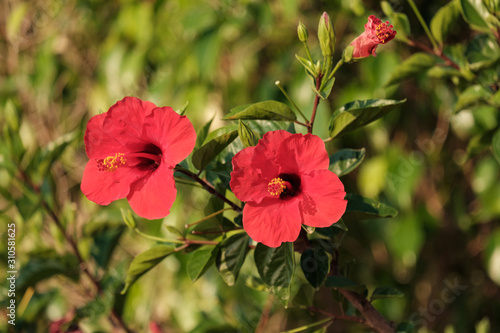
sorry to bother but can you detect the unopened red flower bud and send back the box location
[318,12,336,57]
[297,21,308,42]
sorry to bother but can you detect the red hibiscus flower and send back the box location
[350,15,396,58]
[230,130,347,247]
[81,97,196,220]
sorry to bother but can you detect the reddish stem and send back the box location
[308,74,324,134]
[307,306,365,324]
[407,39,460,70]
[337,289,395,333]
[175,167,242,213]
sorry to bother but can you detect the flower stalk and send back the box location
[175,166,242,213]
[407,0,439,51]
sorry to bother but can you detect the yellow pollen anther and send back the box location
[268,177,286,197]
[98,153,126,172]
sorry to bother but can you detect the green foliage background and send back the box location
[1,0,499,332]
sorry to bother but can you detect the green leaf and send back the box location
[87,223,126,268]
[431,0,461,45]
[17,253,80,294]
[177,101,189,116]
[331,219,348,231]
[329,148,366,177]
[216,233,250,286]
[121,245,175,293]
[187,245,220,282]
[385,53,436,86]
[396,322,415,333]
[245,275,267,291]
[345,193,398,219]
[370,286,404,300]
[254,242,294,287]
[192,130,238,170]
[325,275,366,293]
[466,34,500,71]
[165,225,185,239]
[26,131,77,181]
[195,116,214,149]
[459,0,500,32]
[427,66,465,79]
[300,248,330,288]
[295,54,317,78]
[328,99,405,139]
[466,129,496,157]
[381,1,411,42]
[223,100,297,122]
[455,85,492,111]
[313,77,335,100]
[492,129,500,164]
[121,208,137,229]
[15,194,40,221]
[238,120,260,147]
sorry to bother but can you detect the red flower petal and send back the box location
[299,170,347,227]
[142,107,197,166]
[84,98,152,159]
[230,146,273,203]
[104,97,156,137]
[126,163,177,220]
[243,198,302,247]
[252,130,292,166]
[350,15,396,58]
[276,134,329,175]
[81,159,142,205]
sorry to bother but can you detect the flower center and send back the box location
[267,174,301,199]
[375,22,394,43]
[268,177,287,197]
[96,153,126,172]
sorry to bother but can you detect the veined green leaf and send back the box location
[370,286,404,300]
[381,1,411,42]
[195,116,214,149]
[295,54,317,78]
[345,193,398,219]
[329,148,366,177]
[254,242,294,287]
[329,99,405,139]
[385,53,436,86]
[192,130,238,170]
[216,233,250,286]
[459,0,500,32]
[224,101,296,122]
[187,245,220,282]
[431,0,461,45]
[455,84,492,111]
[300,248,330,288]
[121,245,175,293]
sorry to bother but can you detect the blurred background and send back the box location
[1,0,499,332]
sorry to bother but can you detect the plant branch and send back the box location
[255,293,275,333]
[337,289,395,333]
[407,39,460,70]
[184,207,233,228]
[20,173,134,333]
[307,306,365,324]
[308,73,324,134]
[175,167,242,213]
